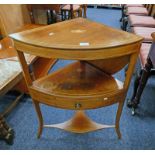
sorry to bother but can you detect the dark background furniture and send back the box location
[122,4,155,115]
[128,33,155,114]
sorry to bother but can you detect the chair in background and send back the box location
[126,5,151,16]
[128,33,155,115]
[128,5,155,28]
[125,4,144,7]
[27,4,61,24]
[80,4,87,18]
[132,27,155,43]
[61,4,87,20]
[61,4,82,20]
[120,4,146,30]
[129,5,155,43]
[0,37,22,144]
[0,4,57,144]
[27,4,87,24]
[124,5,155,115]
[0,4,57,93]
[121,4,153,31]
[0,4,42,37]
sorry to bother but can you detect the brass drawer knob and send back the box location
[75,103,82,109]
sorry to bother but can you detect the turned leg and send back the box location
[127,70,142,108]
[128,57,153,113]
[0,115,14,135]
[32,100,43,138]
[0,115,14,145]
[115,100,124,139]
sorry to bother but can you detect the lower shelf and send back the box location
[44,110,115,133]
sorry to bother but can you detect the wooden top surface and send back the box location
[10,18,142,50]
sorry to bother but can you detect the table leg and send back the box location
[0,115,14,144]
[32,100,43,138]
[115,99,125,139]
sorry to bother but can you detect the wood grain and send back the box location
[11,18,142,137]
[10,18,142,50]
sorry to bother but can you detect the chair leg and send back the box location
[83,6,87,18]
[127,70,142,108]
[78,9,82,17]
[32,99,43,138]
[120,5,125,22]
[128,57,153,114]
[64,11,67,20]
[61,10,64,21]
[115,100,124,139]
[46,10,52,25]
[122,17,128,31]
